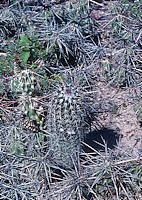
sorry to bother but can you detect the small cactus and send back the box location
[46,74,85,169]
[21,96,45,130]
[11,69,39,95]
[11,68,44,131]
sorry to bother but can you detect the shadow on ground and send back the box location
[82,127,120,153]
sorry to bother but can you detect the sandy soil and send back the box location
[92,78,142,156]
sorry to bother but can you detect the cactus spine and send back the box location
[11,68,43,129]
[46,75,84,169]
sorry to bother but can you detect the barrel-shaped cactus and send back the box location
[46,75,85,169]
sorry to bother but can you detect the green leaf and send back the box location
[19,34,32,46]
[20,50,30,63]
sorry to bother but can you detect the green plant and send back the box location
[101,58,127,87]
[11,69,39,95]
[18,34,32,64]
[0,39,18,76]
[45,72,86,169]
[18,34,45,64]
[11,68,47,130]
[25,0,98,68]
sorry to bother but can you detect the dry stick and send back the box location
[119,181,130,200]
[89,0,104,7]
[115,159,142,166]
[102,13,135,29]
[111,173,119,200]
[136,29,142,43]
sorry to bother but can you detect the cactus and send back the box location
[11,68,44,131]
[11,68,39,95]
[46,73,85,169]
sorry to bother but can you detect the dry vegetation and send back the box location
[0,0,142,199]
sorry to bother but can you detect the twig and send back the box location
[88,0,104,7]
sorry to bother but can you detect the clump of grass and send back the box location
[0,129,141,200]
[43,143,142,199]
[0,8,17,38]
[100,0,142,88]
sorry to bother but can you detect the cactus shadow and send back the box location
[82,127,120,153]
